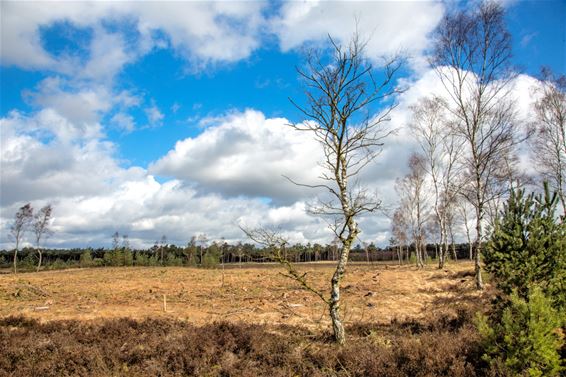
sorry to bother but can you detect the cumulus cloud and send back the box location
[271,1,445,70]
[0,72,544,250]
[0,108,331,249]
[150,109,324,204]
[25,77,112,128]
[1,1,266,76]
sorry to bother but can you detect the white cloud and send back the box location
[0,108,330,249]
[145,104,164,127]
[111,112,136,133]
[150,109,324,204]
[1,69,544,250]
[1,1,266,77]
[271,1,445,71]
[25,77,112,129]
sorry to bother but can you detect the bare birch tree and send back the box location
[409,97,463,268]
[396,153,429,268]
[279,33,401,344]
[455,197,475,260]
[33,204,53,272]
[431,1,519,289]
[10,203,33,274]
[391,207,408,264]
[530,69,566,216]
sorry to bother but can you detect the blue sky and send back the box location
[1,1,564,249]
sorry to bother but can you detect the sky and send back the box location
[1,0,565,250]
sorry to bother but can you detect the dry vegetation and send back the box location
[1,262,497,376]
[0,261,486,328]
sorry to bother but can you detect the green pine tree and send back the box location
[485,183,566,309]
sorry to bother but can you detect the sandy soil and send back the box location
[0,261,487,328]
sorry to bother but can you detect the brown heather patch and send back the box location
[0,311,486,377]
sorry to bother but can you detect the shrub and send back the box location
[148,254,159,266]
[484,183,566,309]
[124,249,133,266]
[134,252,148,266]
[49,259,68,270]
[165,253,183,266]
[103,251,113,266]
[201,252,219,269]
[92,257,104,267]
[477,286,564,377]
[79,251,93,268]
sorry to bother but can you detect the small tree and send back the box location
[159,235,167,265]
[33,204,53,272]
[284,33,401,344]
[123,235,133,266]
[485,183,566,309]
[391,207,408,264]
[478,287,564,376]
[197,233,208,266]
[10,203,33,274]
[395,153,430,268]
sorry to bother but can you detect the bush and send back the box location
[477,286,564,376]
[19,253,37,270]
[165,253,183,266]
[124,249,133,266]
[134,252,148,266]
[484,184,566,309]
[49,259,68,270]
[201,252,219,269]
[79,251,93,268]
[103,251,113,266]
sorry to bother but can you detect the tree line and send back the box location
[0,233,475,272]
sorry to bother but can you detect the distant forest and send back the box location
[0,240,474,271]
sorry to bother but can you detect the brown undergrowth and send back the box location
[0,310,487,377]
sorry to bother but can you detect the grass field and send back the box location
[0,261,487,328]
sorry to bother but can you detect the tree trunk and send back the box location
[36,249,42,272]
[474,200,484,290]
[329,239,353,345]
[13,249,18,274]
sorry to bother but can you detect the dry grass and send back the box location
[0,261,488,329]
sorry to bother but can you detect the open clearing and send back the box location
[0,261,487,328]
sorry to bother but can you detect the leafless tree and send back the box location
[530,68,566,215]
[112,231,121,250]
[391,207,408,264]
[409,97,463,268]
[455,197,475,260]
[197,233,208,265]
[33,204,53,272]
[160,235,167,265]
[10,203,33,274]
[396,153,430,268]
[282,33,401,344]
[431,1,519,289]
